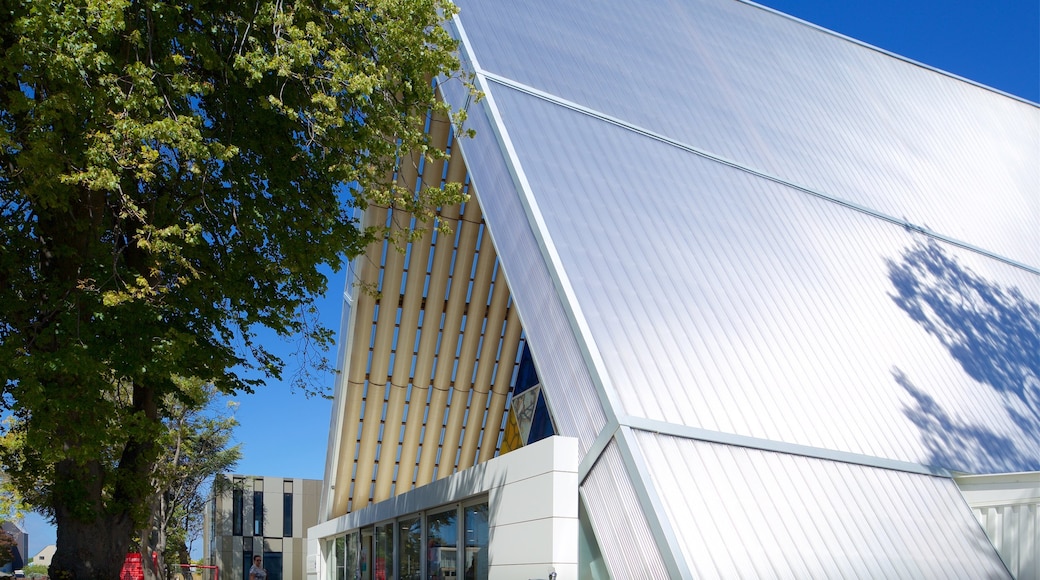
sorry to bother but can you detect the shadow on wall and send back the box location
[887,240,1040,473]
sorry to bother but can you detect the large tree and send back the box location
[0,1,465,578]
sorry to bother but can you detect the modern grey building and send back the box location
[205,475,322,580]
[312,0,1040,578]
[1,521,27,573]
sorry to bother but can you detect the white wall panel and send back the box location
[958,473,1040,580]
[310,436,580,580]
[442,68,610,454]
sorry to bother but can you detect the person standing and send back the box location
[249,555,267,580]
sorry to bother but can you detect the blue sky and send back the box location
[19,0,1039,559]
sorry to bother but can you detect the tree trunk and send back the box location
[141,491,163,580]
[50,514,135,580]
[140,525,163,580]
[50,383,160,580]
[178,542,194,580]
[49,461,135,580]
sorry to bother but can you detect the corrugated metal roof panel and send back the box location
[478,80,1040,473]
[444,74,611,455]
[451,0,1039,268]
[580,439,672,578]
[633,429,1011,578]
[437,0,1040,574]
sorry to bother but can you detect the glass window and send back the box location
[328,498,488,580]
[463,503,489,580]
[426,507,458,580]
[346,532,360,580]
[242,549,253,580]
[264,552,283,580]
[253,490,264,536]
[398,517,421,580]
[283,492,293,537]
[325,539,334,580]
[333,536,346,580]
[283,480,294,538]
[232,488,244,536]
[358,527,373,580]
[578,498,609,579]
[374,523,393,580]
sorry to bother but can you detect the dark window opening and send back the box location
[232,489,243,536]
[283,492,293,537]
[253,491,264,536]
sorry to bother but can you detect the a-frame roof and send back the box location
[323,0,1039,576]
[439,0,1039,471]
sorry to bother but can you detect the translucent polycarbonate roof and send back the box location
[447,0,1040,475]
[313,0,1038,575]
[634,430,1010,579]
[478,80,1040,474]
[437,0,1036,576]
[321,5,1037,578]
[451,0,1039,269]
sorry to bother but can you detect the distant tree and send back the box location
[23,563,50,579]
[133,380,240,580]
[24,562,48,575]
[0,473,29,524]
[0,528,15,568]
[0,1,467,578]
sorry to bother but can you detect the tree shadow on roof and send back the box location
[886,240,1040,472]
[893,369,1033,472]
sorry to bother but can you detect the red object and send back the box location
[120,552,159,580]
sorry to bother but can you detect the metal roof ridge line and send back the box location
[620,414,955,478]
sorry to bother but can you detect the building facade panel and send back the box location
[476,79,1040,473]
[579,439,674,578]
[450,0,1040,267]
[205,475,322,580]
[957,473,1040,580]
[441,64,612,454]
[316,0,1037,577]
[634,429,1010,578]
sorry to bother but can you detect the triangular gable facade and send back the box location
[319,1,1040,577]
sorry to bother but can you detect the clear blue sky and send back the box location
[20,0,1039,559]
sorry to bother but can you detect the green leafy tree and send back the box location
[24,563,50,579]
[0,528,14,568]
[133,380,240,580]
[0,1,466,578]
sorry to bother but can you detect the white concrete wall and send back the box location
[310,436,579,580]
[957,472,1040,580]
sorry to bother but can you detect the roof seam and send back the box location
[621,415,954,478]
[478,71,1040,277]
